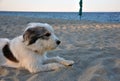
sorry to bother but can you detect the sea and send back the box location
[0,11,120,23]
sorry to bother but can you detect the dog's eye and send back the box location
[44,32,51,37]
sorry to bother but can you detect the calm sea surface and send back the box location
[0,11,120,23]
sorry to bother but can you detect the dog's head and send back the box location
[23,23,61,53]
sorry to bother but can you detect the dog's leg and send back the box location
[44,56,74,66]
[2,60,19,68]
[28,63,65,73]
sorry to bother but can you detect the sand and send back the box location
[0,15,120,81]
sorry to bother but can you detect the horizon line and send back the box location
[0,10,120,13]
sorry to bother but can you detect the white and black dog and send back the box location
[0,23,74,73]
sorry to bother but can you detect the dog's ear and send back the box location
[23,27,48,45]
[23,28,32,45]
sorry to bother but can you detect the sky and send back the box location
[0,0,120,12]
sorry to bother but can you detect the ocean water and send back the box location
[0,11,120,23]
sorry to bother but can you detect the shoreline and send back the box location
[0,15,120,25]
[0,12,120,23]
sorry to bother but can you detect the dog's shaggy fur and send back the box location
[0,23,74,73]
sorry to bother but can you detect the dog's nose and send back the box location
[56,40,61,45]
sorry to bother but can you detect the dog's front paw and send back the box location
[61,60,74,66]
[50,63,65,70]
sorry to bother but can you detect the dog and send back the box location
[0,23,74,73]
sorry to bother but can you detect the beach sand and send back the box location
[0,16,120,81]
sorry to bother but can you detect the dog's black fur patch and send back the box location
[2,44,19,63]
[23,27,51,45]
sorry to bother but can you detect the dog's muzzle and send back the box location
[56,40,61,45]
